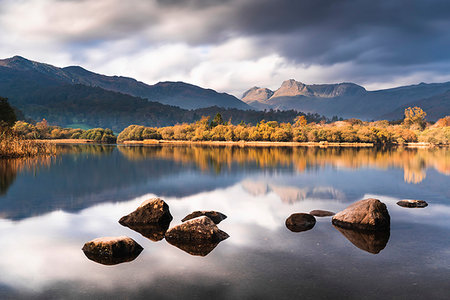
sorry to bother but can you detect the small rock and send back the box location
[119,198,173,226]
[332,198,390,231]
[182,211,227,224]
[309,210,335,217]
[397,200,428,208]
[82,236,143,265]
[285,213,316,232]
[334,225,390,254]
[166,216,229,243]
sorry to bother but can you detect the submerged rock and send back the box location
[82,236,143,265]
[181,211,227,224]
[165,216,229,256]
[332,198,390,231]
[334,225,390,254]
[309,210,335,217]
[119,198,173,225]
[397,200,428,208]
[285,213,316,232]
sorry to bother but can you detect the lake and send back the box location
[0,145,449,299]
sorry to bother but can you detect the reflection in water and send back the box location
[0,157,52,195]
[121,222,170,242]
[118,145,450,184]
[166,239,224,257]
[333,225,390,254]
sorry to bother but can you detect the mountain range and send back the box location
[242,79,450,120]
[0,56,449,130]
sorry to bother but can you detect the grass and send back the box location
[0,131,56,158]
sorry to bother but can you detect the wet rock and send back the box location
[82,236,143,265]
[309,210,335,217]
[165,216,229,256]
[332,198,390,231]
[119,198,173,225]
[181,211,227,224]
[123,223,170,242]
[285,213,316,232]
[334,225,390,254]
[397,200,428,208]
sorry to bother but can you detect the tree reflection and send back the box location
[118,145,449,183]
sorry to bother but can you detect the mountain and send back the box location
[0,56,250,110]
[242,79,450,121]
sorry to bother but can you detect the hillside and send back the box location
[0,56,250,110]
[243,80,450,121]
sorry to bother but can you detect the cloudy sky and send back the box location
[1,0,450,96]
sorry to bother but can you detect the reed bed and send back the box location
[0,132,56,158]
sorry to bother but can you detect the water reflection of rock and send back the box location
[122,223,170,242]
[334,225,390,254]
[241,180,346,204]
[166,240,223,256]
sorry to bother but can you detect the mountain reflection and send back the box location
[118,145,449,183]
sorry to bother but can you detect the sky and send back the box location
[1,0,450,97]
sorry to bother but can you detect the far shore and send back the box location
[32,139,448,148]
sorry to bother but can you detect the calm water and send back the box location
[0,145,449,299]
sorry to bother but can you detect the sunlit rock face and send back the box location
[309,210,335,217]
[334,226,390,254]
[285,213,316,232]
[165,216,229,256]
[332,198,390,231]
[82,236,143,265]
[181,211,227,224]
[397,200,428,208]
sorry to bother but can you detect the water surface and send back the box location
[0,145,449,299]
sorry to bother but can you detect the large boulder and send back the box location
[82,236,143,265]
[165,216,229,256]
[332,198,390,231]
[397,200,428,208]
[181,211,227,224]
[285,213,316,232]
[334,225,390,254]
[309,210,335,217]
[119,198,173,240]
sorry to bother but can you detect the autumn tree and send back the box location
[293,115,307,127]
[403,107,427,130]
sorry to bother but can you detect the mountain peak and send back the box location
[242,86,274,103]
[272,79,309,98]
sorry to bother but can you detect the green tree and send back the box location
[211,113,224,127]
[0,97,17,129]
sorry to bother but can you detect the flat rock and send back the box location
[119,198,173,226]
[334,225,390,254]
[285,213,316,232]
[332,198,390,231]
[166,216,229,243]
[309,210,335,217]
[397,200,428,208]
[82,236,143,265]
[182,211,227,224]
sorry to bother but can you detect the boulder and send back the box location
[181,211,227,224]
[165,216,229,256]
[309,210,335,217]
[332,198,390,231]
[285,213,316,232]
[334,225,390,254]
[119,197,173,227]
[397,200,428,208]
[166,216,229,243]
[82,236,143,265]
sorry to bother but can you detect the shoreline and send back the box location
[30,139,448,148]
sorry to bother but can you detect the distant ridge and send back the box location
[0,56,250,110]
[242,79,450,120]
